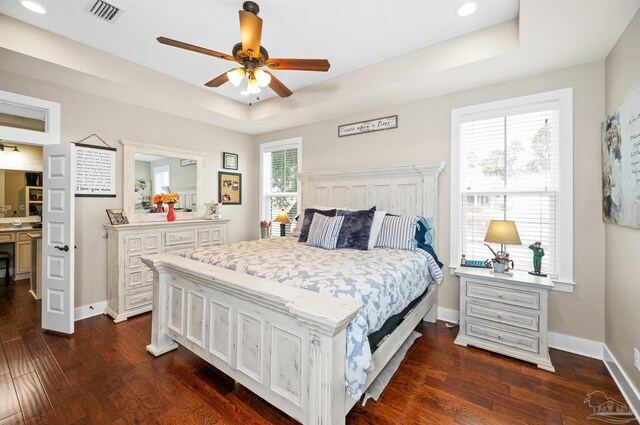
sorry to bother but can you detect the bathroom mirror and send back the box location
[122,140,205,222]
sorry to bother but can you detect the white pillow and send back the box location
[306,213,344,250]
[367,211,387,250]
[375,215,419,251]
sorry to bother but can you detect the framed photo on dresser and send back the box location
[218,172,242,205]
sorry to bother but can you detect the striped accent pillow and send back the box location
[306,213,345,250]
[375,215,419,251]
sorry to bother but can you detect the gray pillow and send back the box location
[336,208,375,250]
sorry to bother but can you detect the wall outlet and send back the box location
[634,348,640,371]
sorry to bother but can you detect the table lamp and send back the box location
[273,209,290,237]
[484,220,521,273]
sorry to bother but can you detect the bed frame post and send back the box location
[146,266,178,356]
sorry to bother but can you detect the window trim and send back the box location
[450,88,574,292]
[259,137,303,225]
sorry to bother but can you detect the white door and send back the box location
[42,144,75,334]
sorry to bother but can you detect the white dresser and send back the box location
[454,267,555,372]
[104,219,230,323]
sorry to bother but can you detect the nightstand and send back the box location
[454,267,555,372]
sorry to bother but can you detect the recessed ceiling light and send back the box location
[18,0,48,14]
[456,2,478,17]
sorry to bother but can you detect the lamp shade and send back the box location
[273,210,290,224]
[484,220,521,245]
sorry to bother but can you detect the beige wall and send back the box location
[0,70,258,307]
[256,60,607,341]
[4,170,25,217]
[0,143,43,171]
[605,7,640,391]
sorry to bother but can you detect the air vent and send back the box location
[85,0,124,23]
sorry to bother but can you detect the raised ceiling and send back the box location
[0,1,639,135]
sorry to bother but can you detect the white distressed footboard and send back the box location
[142,253,360,425]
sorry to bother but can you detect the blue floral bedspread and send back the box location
[182,237,443,399]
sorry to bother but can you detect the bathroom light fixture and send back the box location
[18,0,49,14]
[0,144,20,152]
[456,2,478,17]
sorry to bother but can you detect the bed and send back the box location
[142,162,446,425]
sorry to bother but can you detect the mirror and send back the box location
[122,140,205,222]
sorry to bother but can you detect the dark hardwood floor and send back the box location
[0,279,633,424]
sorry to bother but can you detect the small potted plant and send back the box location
[163,192,180,222]
[152,193,165,213]
[260,220,271,239]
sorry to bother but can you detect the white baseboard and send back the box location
[437,307,460,324]
[603,344,640,421]
[74,300,107,321]
[548,331,603,360]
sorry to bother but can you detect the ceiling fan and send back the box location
[157,1,330,98]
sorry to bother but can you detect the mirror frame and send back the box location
[121,140,205,222]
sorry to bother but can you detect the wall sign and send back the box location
[602,90,640,229]
[75,144,117,197]
[338,115,398,137]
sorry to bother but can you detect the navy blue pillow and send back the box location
[336,209,375,250]
[298,208,337,242]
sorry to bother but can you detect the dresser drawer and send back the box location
[124,269,153,291]
[466,320,539,354]
[124,288,153,311]
[198,228,223,246]
[165,229,197,246]
[467,282,540,310]
[165,245,196,256]
[466,301,540,332]
[0,233,15,243]
[125,233,161,254]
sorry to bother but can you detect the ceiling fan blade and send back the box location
[265,71,293,98]
[157,36,235,62]
[205,71,232,87]
[239,11,263,58]
[266,58,330,72]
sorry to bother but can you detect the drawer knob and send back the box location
[498,335,503,339]
[497,314,502,319]
[498,293,503,298]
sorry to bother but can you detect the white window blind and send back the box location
[458,103,561,277]
[260,139,302,237]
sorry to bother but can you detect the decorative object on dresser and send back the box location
[259,220,270,239]
[105,209,129,225]
[218,171,242,205]
[528,241,547,276]
[104,219,230,323]
[273,209,289,236]
[142,162,445,425]
[162,192,180,222]
[204,201,222,219]
[455,267,555,372]
[223,152,238,170]
[484,219,521,274]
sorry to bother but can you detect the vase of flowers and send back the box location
[260,220,271,239]
[152,193,165,213]
[163,192,180,222]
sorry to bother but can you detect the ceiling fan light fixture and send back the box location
[247,77,261,94]
[227,68,246,87]
[240,90,250,96]
[254,68,271,87]
[456,2,478,17]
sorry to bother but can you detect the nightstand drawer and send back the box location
[467,282,540,310]
[466,320,539,354]
[466,301,540,332]
[165,229,197,246]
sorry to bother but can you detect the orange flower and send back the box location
[163,192,180,204]
[152,193,166,204]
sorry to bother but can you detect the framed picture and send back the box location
[218,172,242,205]
[106,209,129,225]
[180,159,197,167]
[223,152,238,170]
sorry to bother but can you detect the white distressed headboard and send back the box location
[297,162,446,246]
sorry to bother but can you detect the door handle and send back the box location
[54,245,69,252]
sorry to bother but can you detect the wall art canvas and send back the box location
[602,90,640,229]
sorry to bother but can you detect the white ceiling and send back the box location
[0,0,639,135]
[0,0,519,103]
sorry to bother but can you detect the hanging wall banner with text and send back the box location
[601,90,640,229]
[338,115,398,137]
[75,144,117,197]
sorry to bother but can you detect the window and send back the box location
[260,138,302,237]
[451,89,573,287]
[152,165,170,195]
